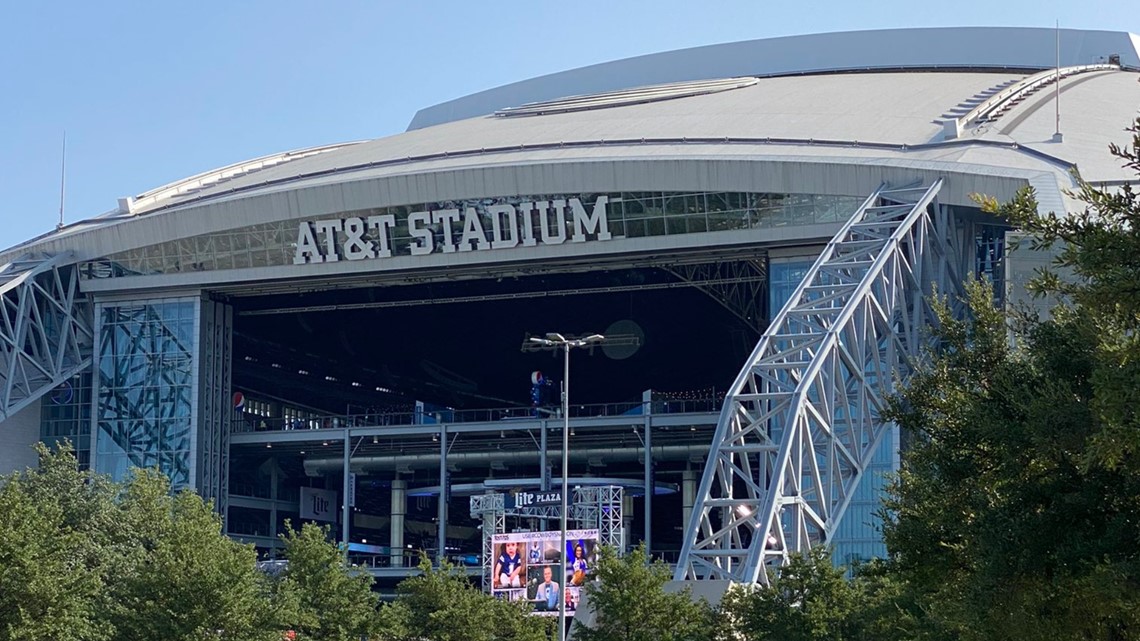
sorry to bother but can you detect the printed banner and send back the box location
[489,529,598,616]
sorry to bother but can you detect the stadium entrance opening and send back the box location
[224,249,771,582]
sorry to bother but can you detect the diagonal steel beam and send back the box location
[677,180,963,584]
[0,253,92,423]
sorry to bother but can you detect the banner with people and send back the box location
[489,529,598,616]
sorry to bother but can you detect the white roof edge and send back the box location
[408,27,1140,130]
[125,141,367,215]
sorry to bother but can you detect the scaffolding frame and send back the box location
[471,485,624,591]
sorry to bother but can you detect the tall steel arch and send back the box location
[0,253,92,422]
[676,180,964,584]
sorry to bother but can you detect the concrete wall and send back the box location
[0,401,42,475]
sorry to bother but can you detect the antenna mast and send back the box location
[57,131,67,229]
[1052,21,1064,142]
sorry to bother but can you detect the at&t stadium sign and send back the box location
[294,196,611,265]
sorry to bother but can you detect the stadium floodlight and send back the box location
[527,332,605,641]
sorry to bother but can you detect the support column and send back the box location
[269,459,279,558]
[642,390,653,557]
[437,424,448,565]
[198,298,232,519]
[622,494,634,553]
[682,468,697,538]
[391,478,407,568]
[341,431,351,548]
[540,419,549,492]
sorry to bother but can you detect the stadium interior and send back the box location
[225,249,772,570]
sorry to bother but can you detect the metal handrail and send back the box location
[943,63,1118,139]
[231,398,722,433]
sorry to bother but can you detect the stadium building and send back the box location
[1,27,1137,587]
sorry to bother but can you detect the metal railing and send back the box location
[231,398,721,434]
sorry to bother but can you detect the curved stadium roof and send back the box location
[3,26,1139,263]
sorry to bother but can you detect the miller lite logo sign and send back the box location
[300,487,337,523]
[511,490,563,508]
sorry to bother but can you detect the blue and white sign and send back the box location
[509,490,566,509]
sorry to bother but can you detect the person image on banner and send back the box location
[537,565,560,611]
[571,543,589,586]
[494,541,524,588]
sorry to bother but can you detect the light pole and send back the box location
[528,332,604,641]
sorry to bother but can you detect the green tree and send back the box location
[0,444,285,641]
[376,554,549,641]
[109,469,279,641]
[720,547,863,641]
[0,452,108,641]
[573,545,714,641]
[882,119,1140,640]
[277,521,380,641]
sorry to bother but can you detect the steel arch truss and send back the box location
[677,180,962,584]
[0,253,92,422]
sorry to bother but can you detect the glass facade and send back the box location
[769,258,895,566]
[81,191,862,279]
[768,259,814,319]
[831,427,896,566]
[39,371,93,469]
[94,298,198,488]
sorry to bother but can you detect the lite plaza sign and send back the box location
[294,196,612,265]
[510,490,565,508]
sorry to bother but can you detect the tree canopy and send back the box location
[276,521,381,641]
[375,554,550,641]
[0,443,280,641]
[573,545,715,641]
[882,118,1140,640]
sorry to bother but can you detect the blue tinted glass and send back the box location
[769,260,815,315]
[94,301,197,489]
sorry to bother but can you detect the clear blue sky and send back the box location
[1,0,1135,252]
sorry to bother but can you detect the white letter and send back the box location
[293,221,323,264]
[517,202,538,247]
[368,214,397,258]
[489,204,518,250]
[408,211,433,256]
[538,200,566,245]
[432,208,462,253]
[458,207,490,252]
[571,196,612,242]
[342,217,374,260]
[314,220,342,262]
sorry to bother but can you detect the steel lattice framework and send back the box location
[572,485,624,550]
[0,253,92,422]
[676,181,963,584]
[664,260,769,334]
[471,486,625,590]
[470,492,506,589]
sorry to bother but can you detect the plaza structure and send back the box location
[0,27,1137,588]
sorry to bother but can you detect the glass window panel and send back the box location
[645,218,666,237]
[94,300,199,486]
[84,191,867,279]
